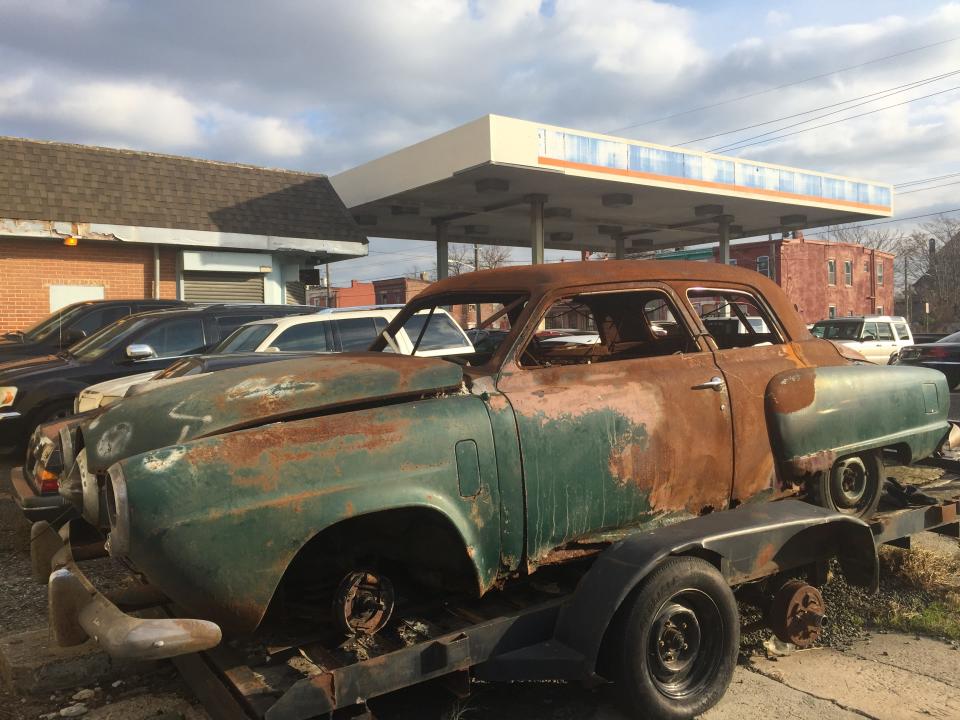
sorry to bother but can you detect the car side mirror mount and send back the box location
[125,343,156,360]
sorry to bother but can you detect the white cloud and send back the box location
[765,9,791,26]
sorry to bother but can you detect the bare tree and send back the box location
[912,215,960,329]
[429,243,513,278]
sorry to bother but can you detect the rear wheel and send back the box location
[614,557,738,720]
[811,451,883,519]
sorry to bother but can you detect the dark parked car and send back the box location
[0,304,314,454]
[895,330,960,389]
[0,299,186,363]
[11,350,321,522]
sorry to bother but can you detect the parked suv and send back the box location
[0,304,313,453]
[74,305,473,412]
[810,315,913,364]
[0,299,187,363]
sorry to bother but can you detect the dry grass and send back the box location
[878,545,960,592]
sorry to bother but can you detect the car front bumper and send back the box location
[34,520,222,660]
[10,465,76,523]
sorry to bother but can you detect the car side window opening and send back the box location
[336,317,382,351]
[271,323,331,352]
[137,318,207,358]
[862,321,879,340]
[893,322,910,340]
[403,312,473,352]
[875,323,894,341]
[687,288,783,350]
[518,289,700,369]
[71,306,131,337]
[812,321,861,340]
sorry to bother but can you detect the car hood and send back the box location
[82,352,465,471]
[0,354,72,382]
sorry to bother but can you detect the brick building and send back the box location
[307,280,376,309]
[654,233,894,324]
[0,137,367,332]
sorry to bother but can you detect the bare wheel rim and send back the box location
[831,457,868,509]
[646,589,723,700]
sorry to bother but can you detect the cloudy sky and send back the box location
[2,0,959,283]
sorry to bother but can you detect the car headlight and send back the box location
[0,386,17,408]
[105,464,130,557]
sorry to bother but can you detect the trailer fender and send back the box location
[554,499,877,678]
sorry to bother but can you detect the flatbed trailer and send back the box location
[168,468,960,720]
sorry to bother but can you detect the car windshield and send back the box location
[69,316,148,361]
[20,303,90,342]
[812,321,862,340]
[938,331,960,344]
[377,292,527,366]
[214,324,277,353]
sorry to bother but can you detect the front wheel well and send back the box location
[269,507,481,616]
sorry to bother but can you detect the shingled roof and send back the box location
[0,136,366,243]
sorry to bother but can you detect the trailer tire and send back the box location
[812,451,883,519]
[613,556,738,720]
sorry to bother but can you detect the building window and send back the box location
[876,306,883,314]
[827,259,836,285]
[848,310,854,316]
[876,262,884,286]
[828,305,837,319]
[863,260,869,272]
[756,255,770,277]
[843,260,853,286]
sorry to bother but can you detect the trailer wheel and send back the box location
[813,451,883,519]
[614,557,738,720]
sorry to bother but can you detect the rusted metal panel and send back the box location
[114,395,500,635]
[82,354,464,472]
[766,364,951,474]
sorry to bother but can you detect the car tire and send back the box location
[613,557,739,720]
[812,451,883,519]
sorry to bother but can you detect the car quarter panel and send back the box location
[115,395,500,634]
[766,364,951,473]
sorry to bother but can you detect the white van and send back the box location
[75,306,472,412]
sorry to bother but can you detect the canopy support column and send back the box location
[615,236,625,260]
[436,222,449,279]
[718,214,733,264]
[527,194,547,265]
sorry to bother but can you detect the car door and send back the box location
[857,321,888,363]
[684,285,806,504]
[496,283,734,566]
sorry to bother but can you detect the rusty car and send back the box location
[33,261,955,720]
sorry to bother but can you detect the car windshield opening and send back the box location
[382,293,527,366]
[812,321,862,341]
[69,316,147,361]
[22,304,90,342]
[938,331,960,344]
[215,324,277,353]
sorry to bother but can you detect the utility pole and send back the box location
[904,255,910,324]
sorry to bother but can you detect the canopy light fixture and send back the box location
[550,231,574,243]
[544,206,572,219]
[597,224,622,236]
[475,178,510,194]
[390,205,419,216]
[695,204,723,217]
[780,214,807,229]
[602,193,633,208]
[630,237,655,248]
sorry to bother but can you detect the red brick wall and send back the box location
[779,241,895,323]
[0,238,177,333]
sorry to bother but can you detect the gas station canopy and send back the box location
[332,115,893,276]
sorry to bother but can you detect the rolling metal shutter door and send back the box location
[285,281,306,305]
[182,271,265,303]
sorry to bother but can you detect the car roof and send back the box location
[121,304,314,322]
[241,306,404,328]
[815,316,906,323]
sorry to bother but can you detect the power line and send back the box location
[802,207,960,238]
[895,171,960,187]
[896,180,960,195]
[674,68,960,147]
[710,84,960,153]
[607,34,960,134]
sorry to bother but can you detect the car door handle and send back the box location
[692,376,725,391]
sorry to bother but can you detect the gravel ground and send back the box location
[0,459,957,720]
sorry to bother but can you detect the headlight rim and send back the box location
[106,464,130,557]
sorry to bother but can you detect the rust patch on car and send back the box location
[767,369,816,414]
